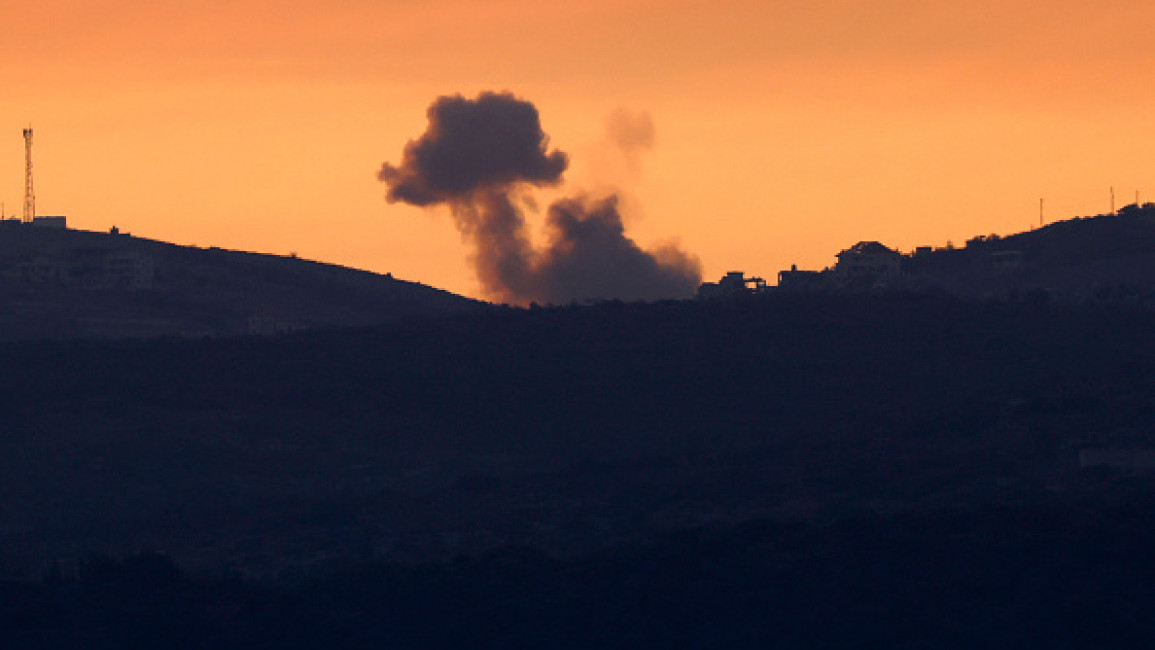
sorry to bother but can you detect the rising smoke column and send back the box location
[537,195,701,304]
[379,91,701,305]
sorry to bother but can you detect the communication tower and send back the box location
[23,127,35,223]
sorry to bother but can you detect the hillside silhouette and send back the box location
[769,203,1155,301]
[3,210,1155,646]
[0,222,481,340]
[2,292,1153,567]
[902,203,1155,300]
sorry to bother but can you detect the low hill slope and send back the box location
[0,223,482,339]
[1,294,1153,572]
[904,205,1155,299]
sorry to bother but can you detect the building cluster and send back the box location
[1,222,155,290]
[777,240,903,292]
[3,215,67,228]
[699,237,1040,300]
[696,271,767,299]
[9,248,154,290]
[699,240,908,299]
[10,215,68,229]
[701,204,1155,302]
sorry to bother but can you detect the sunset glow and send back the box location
[5,0,1155,299]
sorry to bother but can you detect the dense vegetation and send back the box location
[3,499,1155,648]
[1,291,1154,646]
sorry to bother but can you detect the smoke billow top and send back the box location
[378,91,701,305]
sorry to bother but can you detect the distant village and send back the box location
[698,238,1017,298]
[1,216,155,290]
[699,201,1155,305]
[0,214,479,340]
[699,239,953,298]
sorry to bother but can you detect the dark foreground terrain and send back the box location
[2,292,1154,646]
[4,501,1154,649]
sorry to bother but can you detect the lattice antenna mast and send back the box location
[22,127,35,223]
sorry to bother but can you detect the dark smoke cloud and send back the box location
[379,91,701,305]
[378,91,567,204]
[537,195,700,304]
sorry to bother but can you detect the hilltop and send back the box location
[757,203,1155,302]
[903,202,1155,299]
[0,221,482,339]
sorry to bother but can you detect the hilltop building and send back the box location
[833,241,902,287]
[777,265,827,291]
[778,241,903,292]
[1,215,67,228]
[32,216,66,229]
[697,271,767,299]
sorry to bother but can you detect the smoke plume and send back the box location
[379,91,700,305]
[603,107,655,178]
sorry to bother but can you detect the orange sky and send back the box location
[5,0,1155,299]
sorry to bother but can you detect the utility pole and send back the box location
[23,127,35,223]
[1110,186,1115,214]
[1039,198,1044,228]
